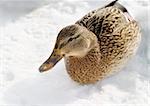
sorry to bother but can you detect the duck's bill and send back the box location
[39,50,63,73]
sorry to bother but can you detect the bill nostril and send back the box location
[39,49,63,73]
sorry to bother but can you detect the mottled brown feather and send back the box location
[64,6,141,84]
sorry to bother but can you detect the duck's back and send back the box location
[76,5,127,39]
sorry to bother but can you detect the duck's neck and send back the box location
[64,42,101,69]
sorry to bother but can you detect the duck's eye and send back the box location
[68,38,73,42]
[67,34,80,43]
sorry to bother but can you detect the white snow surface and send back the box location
[0,0,149,105]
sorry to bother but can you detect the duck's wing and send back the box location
[75,0,119,27]
[76,6,128,41]
[75,8,98,27]
[75,1,133,41]
[100,20,141,61]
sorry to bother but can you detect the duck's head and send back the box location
[39,24,97,72]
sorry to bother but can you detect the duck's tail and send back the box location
[105,0,134,21]
[105,0,119,8]
[105,0,127,13]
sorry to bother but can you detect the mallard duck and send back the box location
[39,0,141,84]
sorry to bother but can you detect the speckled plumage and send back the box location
[39,0,141,84]
[64,3,141,84]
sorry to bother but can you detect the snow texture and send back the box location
[0,0,149,105]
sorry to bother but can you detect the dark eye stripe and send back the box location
[68,37,73,42]
[68,34,80,42]
[59,34,80,49]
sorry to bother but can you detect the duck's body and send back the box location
[64,4,141,84]
[39,0,141,84]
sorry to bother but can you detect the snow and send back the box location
[0,0,149,105]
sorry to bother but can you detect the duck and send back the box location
[39,0,141,84]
